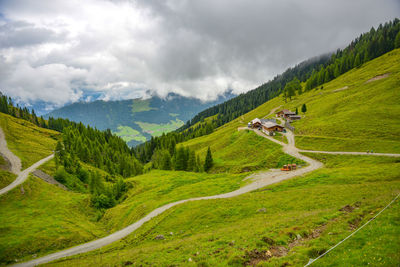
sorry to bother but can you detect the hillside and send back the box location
[45,93,234,146]
[182,48,400,157]
[13,49,398,267]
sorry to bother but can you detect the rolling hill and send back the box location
[45,93,234,146]
[1,26,399,267]
[37,49,400,266]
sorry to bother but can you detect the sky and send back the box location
[0,0,399,113]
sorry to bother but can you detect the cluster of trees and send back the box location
[0,92,143,178]
[0,94,47,127]
[146,142,214,173]
[304,20,400,91]
[54,167,128,209]
[55,126,143,178]
[283,78,302,102]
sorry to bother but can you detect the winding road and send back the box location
[4,125,400,266]
[0,127,21,175]
[0,127,54,196]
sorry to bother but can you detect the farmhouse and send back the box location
[276,109,296,119]
[249,118,262,128]
[261,121,285,135]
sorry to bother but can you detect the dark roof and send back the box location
[277,109,296,115]
[260,118,276,124]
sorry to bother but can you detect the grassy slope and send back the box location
[43,50,400,266]
[0,175,107,265]
[183,126,300,173]
[46,153,400,266]
[0,170,16,189]
[186,49,400,154]
[0,115,108,264]
[0,113,59,169]
[101,170,248,232]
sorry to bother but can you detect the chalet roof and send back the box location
[288,114,301,118]
[277,109,296,115]
[251,118,261,124]
[260,118,276,124]
[262,121,283,128]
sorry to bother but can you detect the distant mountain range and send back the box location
[45,93,235,146]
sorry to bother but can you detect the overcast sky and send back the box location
[0,0,399,110]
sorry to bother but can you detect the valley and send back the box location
[0,22,399,267]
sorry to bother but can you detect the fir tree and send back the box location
[204,147,213,172]
[301,103,307,113]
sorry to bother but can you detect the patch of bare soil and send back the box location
[32,170,68,191]
[333,86,349,92]
[365,73,390,83]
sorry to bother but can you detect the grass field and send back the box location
[101,170,249,232]
[44,153,400,266]
[0,175,107,265]
[0,169,16,189]
[113,125,147,143]
[0,113,59,169]
[136,119,184,137]
[183,127,301,173]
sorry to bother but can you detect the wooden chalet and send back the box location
[276,109,296,119]
[261,121,284,135]
[250,118,262,128]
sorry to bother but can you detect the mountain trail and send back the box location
[0,127,21,174]
[12,128,400,267]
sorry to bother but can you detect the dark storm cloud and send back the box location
[0,0,399,107]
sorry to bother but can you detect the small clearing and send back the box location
[365,73,390,83]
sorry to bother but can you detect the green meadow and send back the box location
[136,119,185,137]
[45,153,400,266]
[113,125,147,143]
[0,175,107,264]
[0,113,59,169]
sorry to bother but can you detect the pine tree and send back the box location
[175,146,186,170]
[204,147,213,172]
[354,53,361,67]
[187,150,196,171]
[301,104,307,113]
[161,151,172,170]
[295,107,298,115]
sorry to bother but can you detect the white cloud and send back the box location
[0,0,399,108]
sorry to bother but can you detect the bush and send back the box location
[54,167,68,183]
[92,194,115,209]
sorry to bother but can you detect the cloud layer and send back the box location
[0,0,399,108]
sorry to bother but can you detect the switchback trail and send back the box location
[0,127,21,174]
[0,125,54,196]
[12,129,400,267]
[0,154,54,196]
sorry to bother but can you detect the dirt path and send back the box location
[298,149,400,157]
[12,127,400,267]
[0,154,54,196]
[13,128,324,267]
[262,105,282,119]
[0,127,21,174]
